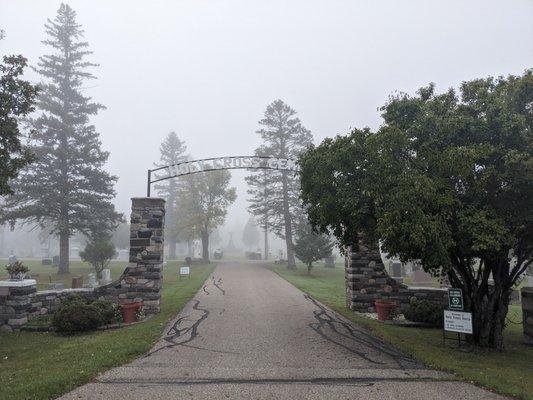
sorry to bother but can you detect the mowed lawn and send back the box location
[271,263,533,400]
[0,259,129,290]
[0,261,215,400]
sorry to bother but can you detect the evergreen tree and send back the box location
[1,4,121,273]
[294,220,334,274]
[0,53,38,195]
[242,215,260,250]
[246,100,312,268]
[154,131,187,259]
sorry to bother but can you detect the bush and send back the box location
[52,296,121,334]
[403,298,444,327]
[92,299,122,325]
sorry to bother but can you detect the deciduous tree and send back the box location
[0,54,38,195]
[300,71,533,349]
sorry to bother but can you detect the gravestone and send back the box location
[71,276,83,288]
[87,273,97,288]
[101,269,111,284]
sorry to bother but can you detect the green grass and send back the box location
[0,259,129,290]
[271,263,533,400]
[0,261,215,400]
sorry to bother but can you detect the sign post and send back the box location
[443,288,472,347]
[179,266,190,279]
[448,288,464,311]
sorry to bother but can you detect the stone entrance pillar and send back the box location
[125,197,165,315]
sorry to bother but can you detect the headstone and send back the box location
[41,258,52,265]
[87,273,97,288]
[48,282,64,290]
[100,269,112,284]
[71,276,83,288]
[52,256,60,267]
[391,261,402,277]
[8,255,17,263]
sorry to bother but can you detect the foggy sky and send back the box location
[1,0,532,233]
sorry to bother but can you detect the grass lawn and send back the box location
[0,259,130,290]
[271,263,533,400]
[0,261,215,400]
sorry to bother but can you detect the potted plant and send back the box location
[5,261,29,281]
[374,299,396,322]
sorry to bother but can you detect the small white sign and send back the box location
[180,266,190,276]
[444,310,473,334]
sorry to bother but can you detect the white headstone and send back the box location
[87,273,98,288]
[101,269,111,284]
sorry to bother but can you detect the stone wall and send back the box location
[0,197,166,331]
[345,242,446,313]
[522,287,533,345]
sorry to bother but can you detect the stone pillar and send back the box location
[0,279,38,332]
[522,287,533,346]
[345,241,400,312]
[124,197,165,315]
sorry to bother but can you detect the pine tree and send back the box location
[294,220,334,274]
[1,4,121,273]
[154,131,187,259]
[245,100,312,268]
[242,215,260,250]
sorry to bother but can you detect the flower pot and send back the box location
[374,299,396,322]
[120,302,141,323]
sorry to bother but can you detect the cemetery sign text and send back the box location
[147,156,299,196]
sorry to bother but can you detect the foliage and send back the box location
[293,220,334,273]
[299,71,532,349]
[0,262,215,400]
[79,239,117,278]
[271,264,533,400]
[1,4,122,274]
[0,54,38,195]
[154,131,189,258]
[53,300,103,334]
[179,170,236,260]
[5,261,29,279]
[242,215,260,250]
[52,296,121,334]
[403,298,444,327]
[246,99,313,268]
[110,221,130,249]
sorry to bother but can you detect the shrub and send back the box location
[52,296,121,334]
[53,302,102,334]
[92,299,122,325]
[403,298,444,327]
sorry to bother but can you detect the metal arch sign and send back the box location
[147,156,299,196]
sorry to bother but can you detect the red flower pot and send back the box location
[374,299,396,322]
[120,302,141,323]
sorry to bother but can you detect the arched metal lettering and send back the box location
[147,156,298,196]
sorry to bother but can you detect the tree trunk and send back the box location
[201,230,209,262]
[59,230,69,274]
[169,239,177,260]
[307,263,312,274]
[281,171,296,269]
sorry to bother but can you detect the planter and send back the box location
[120,302,141,323]
[375,299,396,322]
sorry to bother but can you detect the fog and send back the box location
[1,0,532,253]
